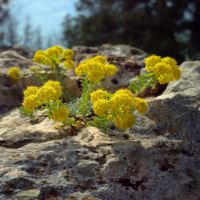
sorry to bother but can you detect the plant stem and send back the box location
[78,78,100,120]
[80,81,91,120]
[103,119,114,132]
[133,74,157,97]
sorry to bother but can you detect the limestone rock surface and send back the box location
[71,44,165,94]
[0,61,199,199]
[72,44,150,93]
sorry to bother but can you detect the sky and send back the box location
[9,0,78,48]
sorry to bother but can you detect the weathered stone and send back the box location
[11,46,34,59]
[0,48,200,199]
[71,45,165,94]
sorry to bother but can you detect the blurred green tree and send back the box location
[0,0,10,47]
[62,0,200,63]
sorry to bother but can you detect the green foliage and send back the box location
[66,97,93,118]
[128,73,157,96]
[77,78,100,119]
[18,106,34,117]
[87,116,113,132]
[32,69,49,84]
[62,0,200,63]
[61,117,75,126]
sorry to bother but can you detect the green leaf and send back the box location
[139,73,154,78]
[18,106,34,116]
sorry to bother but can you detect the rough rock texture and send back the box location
[11,46,34,59]
[0,60,200,199]
[72,44,151,93]
[71,44,164,94]
[0,50,33,74]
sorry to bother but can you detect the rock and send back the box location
[100,54,150,93]
[0,50,33,74]
[11,46,34,59]
[72,44,146,62]
[72,44,165,94]
[0,60,200,199]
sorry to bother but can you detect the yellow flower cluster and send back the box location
[33,46,74,70]
[133,98,148,115]
[63,60,75,69]
[50,105,69,122]
[22,95,38,111]
[36,86,57,102]
[8,67,20,79]
[54,123,61,129]
[145,55,181,84]
[36,80,62,102]
[23,86,39,98]
[62,49,74,60]
[22,80,69,123]
[111,89,134,112]
[22,80,62,111]
[90,88,148,130]
[75,55,117,82]
[114,112,136,130]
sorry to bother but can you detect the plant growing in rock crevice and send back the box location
[8,47,181,132]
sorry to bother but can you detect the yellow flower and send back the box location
[51,105,69,122]
[105,64,118,76]
[110,89,134,111]
[153,62,171,77]
[45,59,57,68]
[45,47,59,58]
[107,114,113,120]
[133,98,148,115]
[161,56,177,67]
[145,55,181,84]
[76,120,82,124]
[172,67,181,80]
[71,117,75,121]
[44,80,62,98]
[75,63,84,77]
[62,49,74,60]
[36,85,57,102]
[145,55,162,73]
[153,63,181,85]
[54,123,61,129]
[93,99,111,117]
[54,46,63,54]
[23,86,39,98]
[8,67,20,79]
[92,55,107,65]
[63,60,74,69]
[114,112,136,130]
[75,60,106,82]
[22,95,38,111]
[33,55,46,64]
[34,50,45,56]
[90,89,108,104]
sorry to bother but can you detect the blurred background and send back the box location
[0,0,199,64]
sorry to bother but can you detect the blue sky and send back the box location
[9,0,78,48]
